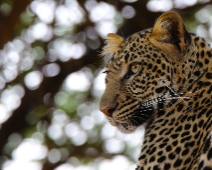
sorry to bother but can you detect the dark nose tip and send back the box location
[100,107,115,117]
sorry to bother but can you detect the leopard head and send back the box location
[99,11,192,133]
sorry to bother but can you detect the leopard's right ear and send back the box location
[101,33,123,57]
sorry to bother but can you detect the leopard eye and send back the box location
[103,70,109,74]
[131,64,140,74]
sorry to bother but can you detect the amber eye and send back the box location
[131,64,140,74]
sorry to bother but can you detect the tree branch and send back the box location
[0,0,30,49]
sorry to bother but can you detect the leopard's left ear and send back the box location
[151,11,191,53]
[101,33,123,57]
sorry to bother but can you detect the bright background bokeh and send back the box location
[0,0,211,170]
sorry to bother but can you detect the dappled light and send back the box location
[12,139,48,161]
[0,104,9,123]
[122,5,136,19]
[24,71,43,90]
[42,63,60,77]
[3,160,42,170]
[147,0,173,11]
[0,0,211,170]
[30,1,55,24]
[64,71,91,91]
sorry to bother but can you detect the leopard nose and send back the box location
[100,107,115,117]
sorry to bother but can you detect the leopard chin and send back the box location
[117,122,138,134]
[104,114,137,133]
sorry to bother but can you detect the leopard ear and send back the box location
[101,33,123,57]
[151,11,190,53]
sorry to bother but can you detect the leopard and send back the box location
[99,11,212,170]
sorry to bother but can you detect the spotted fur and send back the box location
[99,12,212,170]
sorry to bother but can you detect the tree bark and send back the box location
[0,0,30,49]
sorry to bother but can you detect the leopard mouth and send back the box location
[130,93,168,126]
[105,93,169,133]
